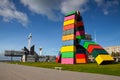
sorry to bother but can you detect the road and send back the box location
[0,62,120,80]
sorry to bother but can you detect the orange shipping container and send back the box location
[76,58,87,63]
[63,24,76,31]
[62,34,75,41]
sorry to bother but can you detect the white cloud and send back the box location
[0,0,119,25]
[61,0,89,14]
[0,0,28,26]
[103,10,109,15]
[95,0,120,15]
[94,0,103,6]
[20,0,62,21]
[20,0,89,21]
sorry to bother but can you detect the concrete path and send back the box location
[0,62,120,80]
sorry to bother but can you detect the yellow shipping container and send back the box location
[62,34,75,41]
[60,46,76,52]
[95,54,114,65]
[64,19,76,26]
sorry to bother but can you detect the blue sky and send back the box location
[0,0,120,57]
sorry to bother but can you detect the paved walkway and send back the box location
[0,62,120,80]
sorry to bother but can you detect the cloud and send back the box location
[95,0,120,15]
[61,0,89,14]
[0,0,28,26]
[20,0,89,21]
[0,0,118,25]
[20,0,62,21]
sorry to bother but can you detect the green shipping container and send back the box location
[65,11,77,17]
[92,49,108,58]
[76,35,85,39]
[62,52,75,58]
[84,42,97,49]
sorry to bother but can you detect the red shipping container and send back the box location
[76,54,87,58]
[77,21,84,27]
[87,45,103,53]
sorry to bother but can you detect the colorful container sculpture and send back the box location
[56,10,114,65]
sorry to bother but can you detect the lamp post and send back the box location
[39,47,42,56]
[11,50,13,62]
[28,33,32,54]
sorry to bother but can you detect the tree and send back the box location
[111,52,116,57]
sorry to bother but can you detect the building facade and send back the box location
[104,46,120,54]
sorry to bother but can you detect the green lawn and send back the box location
[9,62,120,76]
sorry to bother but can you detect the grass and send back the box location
[8,62,120,76]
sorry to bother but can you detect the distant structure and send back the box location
[28,33,32,51]
[5,33,38,62]
[4,46,56,62]
[39,47,42,56]
[104,46,120,54]
[85,33,92,40]
[56,10,114,65]
[5,45,39,62]
[4,33,56,62]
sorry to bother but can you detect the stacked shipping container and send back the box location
[57,10,114,65]
[79,40,108,58]
[60,11,88,64]
[75,11,87,63]
[61,11,77,64]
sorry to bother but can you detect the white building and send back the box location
[104,46,120,54]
